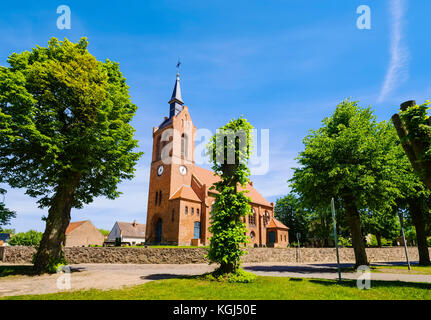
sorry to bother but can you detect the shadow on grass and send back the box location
[243,265,341,274]
[309,278,431,290]
[0,265,35,278]
[0,265,86,278]
[140,274,193,281]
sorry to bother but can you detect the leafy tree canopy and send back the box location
[8,230,43,247]
[274,194,311,244]
[291,99,403,212]
[0,38,142,209]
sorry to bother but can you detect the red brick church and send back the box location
[145,71,289,247]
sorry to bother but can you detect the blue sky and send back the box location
[1,0,431,232]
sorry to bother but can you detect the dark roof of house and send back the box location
[0,233,11,241]
[117,221,146,238]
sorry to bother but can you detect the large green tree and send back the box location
[361,209,400,247]
[290,100,403,266]
[274,193,311,244]
[0,38,142,273]
[206,117,254,277]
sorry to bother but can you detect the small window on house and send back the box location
[191,208,194,215]
[197,209,200,216]
[155,191,158,206]
[250,231,256,239]
[159,191,162,206]
[185,206,188,215]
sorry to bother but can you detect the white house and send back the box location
[107,221,146,246]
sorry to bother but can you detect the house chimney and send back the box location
[133,220,137,227]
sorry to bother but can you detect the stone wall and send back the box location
[0,246,36,264]
[0,246,429,265]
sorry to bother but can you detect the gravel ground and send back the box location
[1,262,431,298]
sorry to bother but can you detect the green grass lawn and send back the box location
[2,276,431,300]
[340,264,431,275]
[371,264,431,275]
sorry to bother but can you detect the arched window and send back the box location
[197,208,200,216]
[250,231,256,240]
[191,207,194,215]
[181,133,188,159]
[155,191,158,206]
[263,211,270,226]
[185,206,188,215]
[156,135,162,160]
[158,191,162,206]
[248,209,256,226]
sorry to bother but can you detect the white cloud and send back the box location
[378,0,409,103]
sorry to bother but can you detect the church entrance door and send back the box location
[269,231,276,244]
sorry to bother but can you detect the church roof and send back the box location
[170,185,201,202]
[267,218,289,230]
[169,73,183,105]
[192,166,272,207]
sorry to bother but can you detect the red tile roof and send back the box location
[170,185,201,202]
[267,218,289,230]
[65,221,88,235]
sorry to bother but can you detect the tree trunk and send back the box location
[409,200,431,266]
[343,195,369,266]
[376,234,382,248]
[33,172,81,274]
[220,262,237,274]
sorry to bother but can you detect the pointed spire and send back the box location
[169,60,184,118]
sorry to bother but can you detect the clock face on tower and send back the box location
[157,165,164,176]
[179,165,187,176]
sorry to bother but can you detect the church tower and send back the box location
[145,67,287,247]
[145,70,198,245]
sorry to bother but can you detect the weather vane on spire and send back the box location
[176,59,181,75]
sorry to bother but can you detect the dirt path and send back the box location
[1,262,431,298]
